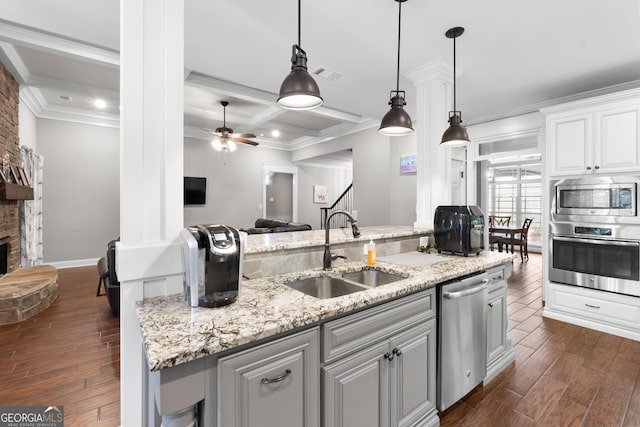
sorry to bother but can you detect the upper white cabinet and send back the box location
[543,88,640,177]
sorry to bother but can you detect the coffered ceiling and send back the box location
[1,0,639,152]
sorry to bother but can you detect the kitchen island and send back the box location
[138,227,515,427]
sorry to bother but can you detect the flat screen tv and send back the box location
[184,176,206,205]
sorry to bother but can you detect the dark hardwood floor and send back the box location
[441,253,640,427]
[0,265,120,426]
[1,254,639,426]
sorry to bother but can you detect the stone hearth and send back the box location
[0,265,59,325]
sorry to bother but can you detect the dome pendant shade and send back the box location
[379,0,413,137]
[441,112,469,146]
[277,0,323,111]
[277,45,323,110]
[441,26,470,146]
[379,92,413,136]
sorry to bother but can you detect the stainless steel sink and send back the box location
[342,269,404,287]
[286,276,368,299]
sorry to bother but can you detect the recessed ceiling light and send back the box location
[94,99,107,109]
[271,130,281,138]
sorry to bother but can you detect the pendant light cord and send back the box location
[395,1,402,93]
[297,0,301,47]
[452,35,457,112]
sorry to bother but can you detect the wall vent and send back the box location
[57,94,72,101]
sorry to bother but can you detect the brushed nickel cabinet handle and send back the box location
[585,303,601,309]
[261,369,292,384]
[393,347,403,357]
[384,352,394,361]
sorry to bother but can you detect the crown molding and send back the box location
[0,41,30,84]
[18,86,45,116]
[406,57,453,86]
[27,74,119,101]
[289,118,379,151]
[0,19,119,68]
[468,80,640,125]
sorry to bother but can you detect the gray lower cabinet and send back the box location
[487,286,506,363]
[218,327,320,427]
[323,340,390,427]
[484,264,515,383]
[323,289,438,427]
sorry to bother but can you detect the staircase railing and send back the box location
[320,182,353,230]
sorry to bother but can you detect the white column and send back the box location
[406,59,454,228]
[119,0,184,425]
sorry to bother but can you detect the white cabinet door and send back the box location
[389,320,436,427]
[218,328,319,427]
[323,340,390,427]
[487,289,507,364]
[594,105,640,173]
[547,113,592,176]
[545,94,640,177]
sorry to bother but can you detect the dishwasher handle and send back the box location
[443,279,488,299]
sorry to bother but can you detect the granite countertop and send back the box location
[137,250,514,371]
[244,225,431,253]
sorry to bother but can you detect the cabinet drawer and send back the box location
[548,284,640,330]
[323,289,433,364]
[218,328,319,427]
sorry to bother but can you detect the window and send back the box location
[486,161,542,249]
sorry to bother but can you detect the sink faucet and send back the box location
[323,210,360,270]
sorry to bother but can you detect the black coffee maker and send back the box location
[180,224,245,307]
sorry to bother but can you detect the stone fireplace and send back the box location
[0,62,22,273]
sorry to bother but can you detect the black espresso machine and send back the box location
[434,205,485,256]
[179,224,245,307]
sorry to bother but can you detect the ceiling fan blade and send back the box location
[230,133,256,139]
[201,127,222,136]
[231,137,259,146]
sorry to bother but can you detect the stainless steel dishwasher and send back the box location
[437,272,488,411]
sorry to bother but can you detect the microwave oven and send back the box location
[551,176,638,219]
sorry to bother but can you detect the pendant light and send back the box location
[379,0,413,136]
[277,0,323,110]
[441,26,470,146]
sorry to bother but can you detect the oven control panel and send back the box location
[574,226,612,236]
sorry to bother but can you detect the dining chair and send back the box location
[488,215,511,251]
[498,218,533,261]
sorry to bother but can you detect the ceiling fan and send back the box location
[204,101,259,152]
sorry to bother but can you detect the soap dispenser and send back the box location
[367,239,376,266]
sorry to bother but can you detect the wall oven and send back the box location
[551,175,638,221]
[549,222,640,297]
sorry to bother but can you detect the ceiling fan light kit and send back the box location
[441,26,470,146]
[277,0,323,110]
[207,101,259,153]
[379,0,413,137]
[211,138,237,153]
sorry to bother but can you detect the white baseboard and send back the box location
[543,307,640,342]
[47,258,100,269]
